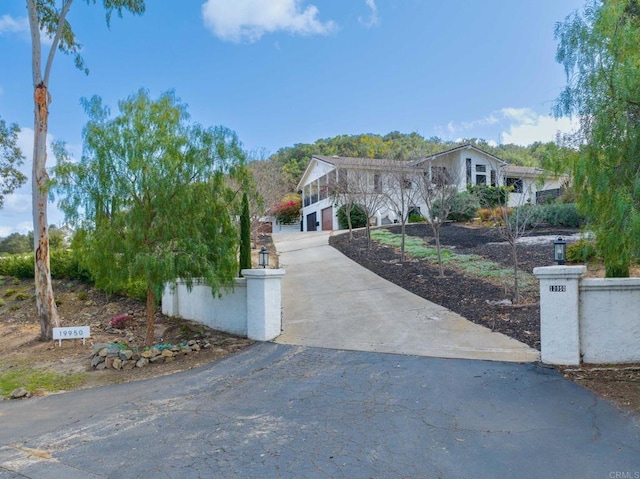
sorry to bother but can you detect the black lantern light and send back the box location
[259,247,269,269]
[554,236,567,265]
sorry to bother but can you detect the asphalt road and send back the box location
[0,343,638,478]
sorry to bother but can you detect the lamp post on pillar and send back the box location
[554,237,567,265]
[259,247,269,269]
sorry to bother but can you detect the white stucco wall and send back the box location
[162,271,285,341]
[534,266,640,365]
[580,278,640,363]
[162,278,248,336]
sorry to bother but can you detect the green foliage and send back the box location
[0,232,30,254]
[337,204,368,229]
[0,255,33,279]
[555,0,640,277]
[508,203,585,230]
[434,191,480,222]
[467,185,509,208]
[53,89,245,311]
[239,192,251,275]
[408,211,425,223]
[0,249,91,281]
[566,239,598,263]
[0,117,26,209]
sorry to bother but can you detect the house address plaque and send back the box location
[549,285,566,293]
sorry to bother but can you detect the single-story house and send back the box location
[297,144,565,232]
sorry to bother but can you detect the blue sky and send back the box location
[0,0,585,236]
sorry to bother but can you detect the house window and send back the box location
[490,170,497,187]
[373,173,382,193]
[476,164,486,173]
[303,185,311,207]
[506,177,523,193]
[402,175,412,189]
[466,158,472,185]
[475,174,487,186]
[310,180,319,204]
[319,175,328,200]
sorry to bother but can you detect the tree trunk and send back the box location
[33,83,60,340]
[434,224,444,277]
[145,288,156,347]
[510,240,520,303]
[400,219,406,263]
[347,203,354,241]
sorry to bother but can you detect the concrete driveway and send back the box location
[0,343,638,478]
[273,231,539,362]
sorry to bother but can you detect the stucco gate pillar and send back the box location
[241,269,286,341]
[533,265,586,366]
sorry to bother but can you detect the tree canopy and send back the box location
[555,0,640,277]
[0,118,26,209]
[54,89,246,345]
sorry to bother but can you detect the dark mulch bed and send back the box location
[330,223,578,350]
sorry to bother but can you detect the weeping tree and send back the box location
[26,0,145,340]
[54,89,246,346]
[555,0,640,277]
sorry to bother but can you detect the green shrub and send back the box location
[0,255,33,279]
[0,250,92,281]
[540,203,584,228]
[508,203,585,230]
[467,185,508,208]
[337,204,368,229]
[408,211,425,223]
[566,239,598,263]
[435,191,480,222]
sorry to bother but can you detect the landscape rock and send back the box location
[10,388,30,400]
[119,350,133,361]
[136,357,149,368]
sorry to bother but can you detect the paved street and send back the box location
[0,343,638,478]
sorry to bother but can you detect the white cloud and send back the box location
[201,0,337,43]
[438,108,578,146]
[0,14,55,46]
[0,14,29,35]
[499,108,578,146]
[359,0,379,28]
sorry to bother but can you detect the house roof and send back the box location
[412,143,507,166]
[296,155,413,191]
[312,155,402,169]
[501,165,547,178]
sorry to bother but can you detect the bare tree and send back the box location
[383,160,422,262]
[495,168,547,303]
[329,165,357,240]
[330,159,385,246]
[247,153,290,238]
[416,160,461,277]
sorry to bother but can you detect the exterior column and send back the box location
[242,269,286,341]
[533,265,586,366]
